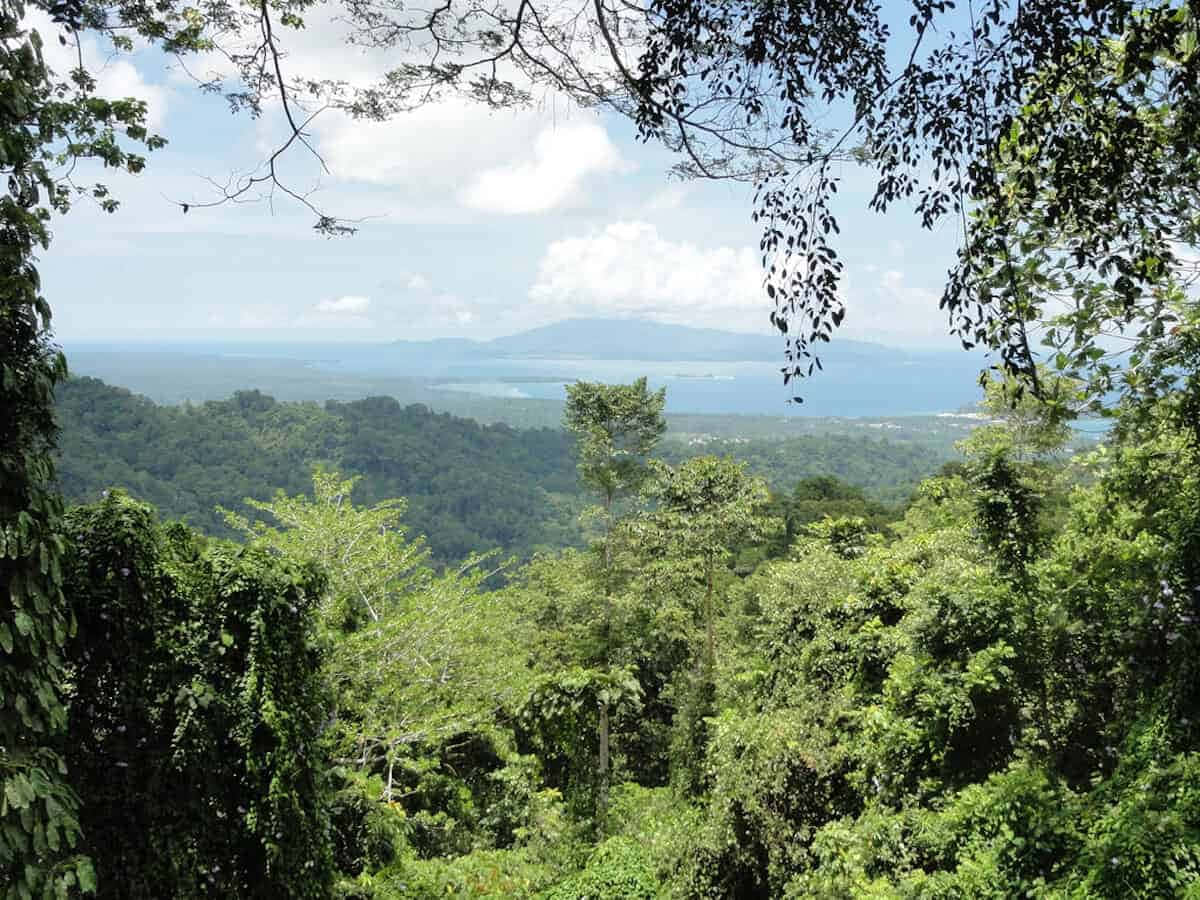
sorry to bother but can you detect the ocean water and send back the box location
[63,340,991,417]
[319,355,989,417]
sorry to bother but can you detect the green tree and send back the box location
[634,456,777,793]
[62,491,335,898]
[224,466,431,633]
[507,548,670,817]
[654,381,1200,898]
[972,369,1084,461]
[228,469,524,808]
[642,456,776,680]
[769,476,896,556]
[562,378,665,827]
[1,0,165,889]
[564,378,667,517]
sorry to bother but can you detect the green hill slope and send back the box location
[54,376,951,561]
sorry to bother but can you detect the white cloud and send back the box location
[244,9,630,215]
[407,274,431,291]
[528,221,768,331]
[526,221,960,343]
[50,0,640,226]
[315,105,627,215]
[150,3,611,218]
[315,101,528,187]
[836,267,949,345]
[315,295,371,314]
[27,11,169,129]
[460,121,627,214]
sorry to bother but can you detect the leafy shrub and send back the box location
[540,837,658,900]
[373,848,557,898]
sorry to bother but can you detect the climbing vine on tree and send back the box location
[61,492,335,898]
[1,0,163,890]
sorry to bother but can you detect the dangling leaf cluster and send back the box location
[630,0,1200,397]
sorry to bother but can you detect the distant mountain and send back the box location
[63,318,989,419]
[486,319,789,361]
[392,318,929,364]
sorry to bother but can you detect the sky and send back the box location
[35,3,969,349]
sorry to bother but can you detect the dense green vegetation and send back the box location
[62,496,334,897]
[5,0,1200,895]
[26,362,1200,898]
[658,439,939,507]
[54,378,580,563]
[288,375,1200,899]
[53,376,949,562]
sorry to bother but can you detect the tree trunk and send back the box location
[705,554,716,676]
[596,491,613,831]
[597,701,610,829]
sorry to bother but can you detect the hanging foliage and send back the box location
[61,492,334,898]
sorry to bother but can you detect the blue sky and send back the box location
[35,3,968,348]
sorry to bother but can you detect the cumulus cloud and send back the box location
[459,121,627,214]
[265,11,627,216]
[527,221,958,342]
[528,221,767,331]
[317,107,627,215]
[27,11,169,129]
[150,1,627,218]
[315,295,371,314]
[317,101,533,188]
[834,266,949,345]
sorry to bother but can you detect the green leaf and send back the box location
[12,610,34,637]
[5,775,34,811]
[76,857,97,893]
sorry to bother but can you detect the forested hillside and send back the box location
[54,376,948,561]
[35,371,1200,899]
[7,0,1200,895]
[54,377,581,562]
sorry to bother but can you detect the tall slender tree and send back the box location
[562,377,665,827]
[643,456,775,680]
[635,456,776,792]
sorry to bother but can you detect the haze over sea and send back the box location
[65,319,992,418]
[327,356,984,417]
